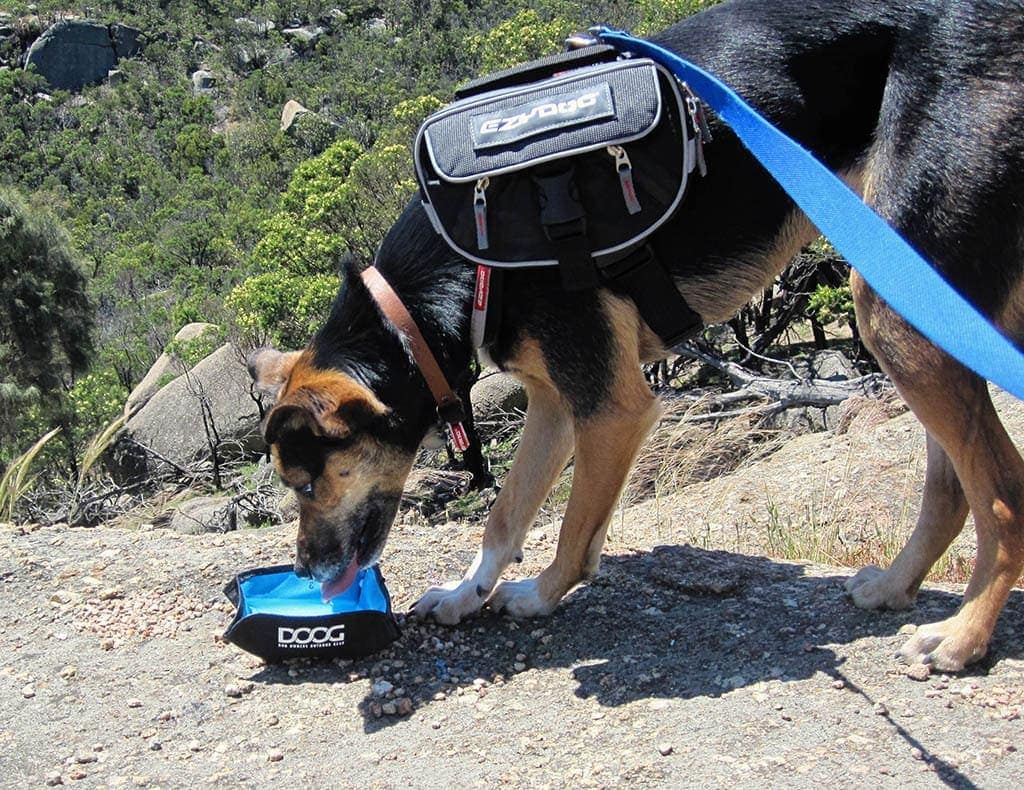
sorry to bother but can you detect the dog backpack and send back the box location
[414,45,708,345]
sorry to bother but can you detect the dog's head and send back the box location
[248,347,416,599]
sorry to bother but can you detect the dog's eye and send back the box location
[298,483,314,498]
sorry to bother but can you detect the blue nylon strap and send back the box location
[598,28,1024,401]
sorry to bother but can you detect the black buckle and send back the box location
[532,166,598,291]
[533,168,585,227]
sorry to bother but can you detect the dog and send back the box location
[249,0,1024,671]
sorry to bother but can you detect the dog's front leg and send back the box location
[412,381,574,624]
[488,370,662,617]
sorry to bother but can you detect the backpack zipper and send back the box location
[607,145,642,215]
[473,176,490,250]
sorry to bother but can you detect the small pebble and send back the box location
[127,699,142,708]
[100,639,115,651]
[60,666,77,680]
[74,754,97,765]
[513,662,526,672]
[874,702,889,716]
[224,684,244,698]
[381,701,398,716]
[396,697,414,716]
[188,740,202,752]
[68,770,87,781]
[266,715,279,726]
[831,680,845,690]
[658,744,674,757]
[22,684,36,699]
[907,664,931,681]
[44,772,63,786]
[910,747,925,761]
[268,750,284,763]
[372,680,394,697]
[431,721,442,730]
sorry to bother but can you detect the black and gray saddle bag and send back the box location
[414,45,705,344]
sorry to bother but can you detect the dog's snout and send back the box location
[293,557,312,578]
[294,533,314,578]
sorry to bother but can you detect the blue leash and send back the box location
[598,28,1024,401]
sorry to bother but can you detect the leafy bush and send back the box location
[65,369,129,449]
[808,284,856,327]
[165,325,227,367]
[470,9,569,72]
[227,269,337,348]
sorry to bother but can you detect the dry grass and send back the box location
[0,427,62,522]
[615,391,973,585]
[624,394,786,507]
[759,485,974,585]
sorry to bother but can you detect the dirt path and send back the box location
[2,511,1022,788]
[5,389,1024,787]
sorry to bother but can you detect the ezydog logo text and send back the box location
[471,82,614,149]
[278,625,346,648]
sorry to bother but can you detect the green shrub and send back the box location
[165,325,226,368]
[227,270,337,349]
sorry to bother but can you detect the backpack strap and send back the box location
[600,244,704,346]
[532,163,599,290]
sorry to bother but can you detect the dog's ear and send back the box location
[247,347,302,400]
[263,373,389,444]
[263,402,318,445]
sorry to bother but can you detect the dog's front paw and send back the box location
[845,565,916,610]
[487,578,559,618]
[898,617,988,672]
[412,580,487,625]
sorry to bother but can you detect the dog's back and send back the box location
[650,0,1024,328]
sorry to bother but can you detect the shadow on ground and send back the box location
[250,544,1023,734]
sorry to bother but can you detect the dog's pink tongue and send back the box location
[320,557,359,603]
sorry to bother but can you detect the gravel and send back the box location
[4,426,1024,787]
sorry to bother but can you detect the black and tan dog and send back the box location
[249,0,1024,670]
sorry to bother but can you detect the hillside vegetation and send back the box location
[0,1,721,483]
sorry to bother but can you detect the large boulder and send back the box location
[279,99,309,132]
[123,322,219,418]
[281,24,326,50]
[791,349,860,382]
[119,343,264,477]
[24,20,143,91]
[471,372,526,437]
[191,69,215,93]
[233,17,276,36]
[168,496,237,534]
[280,100,339,153]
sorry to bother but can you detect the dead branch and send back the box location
[672,342,892,410]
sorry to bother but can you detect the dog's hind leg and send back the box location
[412,371,575,624]
[846,273,1024,670]
[847,431,968,610]
[488,298,662,617]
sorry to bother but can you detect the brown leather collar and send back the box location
[360,265,469,451]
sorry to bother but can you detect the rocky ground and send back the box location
[3,390,1024,788]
